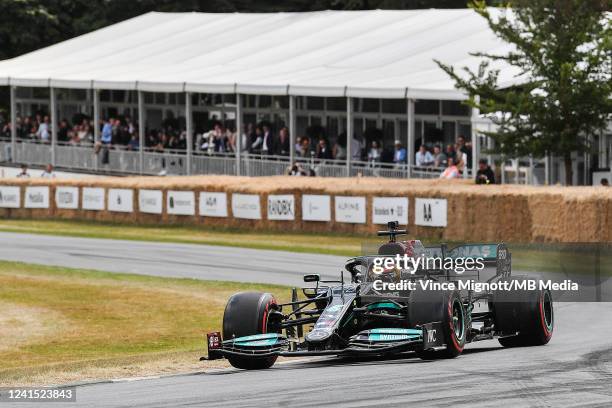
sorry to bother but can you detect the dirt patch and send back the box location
[0,302,68,352]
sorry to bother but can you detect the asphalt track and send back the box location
[0,232,345,286]
[2,232,612,407]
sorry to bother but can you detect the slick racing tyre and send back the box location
[222,292,278,369]
[408,285,466,359]
[492,277,554,347]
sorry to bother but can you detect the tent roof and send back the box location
[0,9,520,100]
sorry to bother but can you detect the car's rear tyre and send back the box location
[222,291,278,369]
[408,285,466,359]
[492,277,554,347]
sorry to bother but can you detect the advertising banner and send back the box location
[108,189,133,213]
[167,191,195,216]
[24,186,49,209]
[82,188,105,211]
[302,194,331,222]
[55,186,79,209]
[139,189,163,214]
[199,192,228,217]
[0,186,20,208]
[232,193,261,220]
[267,194,295,221]
[415,198,447,227]
[372,197,408,225]
[335,196,366,224]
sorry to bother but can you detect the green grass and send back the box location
[0,261,289,385]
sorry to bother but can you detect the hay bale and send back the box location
[0,175,610,242]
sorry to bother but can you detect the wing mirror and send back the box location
[303,274,320,283]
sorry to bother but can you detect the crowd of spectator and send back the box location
[0,112,493,182]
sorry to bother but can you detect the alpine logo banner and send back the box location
[267,194,295,221]
[415,198,447,227]
[335,196,366,224]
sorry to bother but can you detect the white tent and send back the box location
[0,9,519,100]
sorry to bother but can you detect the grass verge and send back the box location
[0,261,289,386]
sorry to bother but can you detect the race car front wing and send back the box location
[204,322,445,361]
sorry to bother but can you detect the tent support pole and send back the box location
[93,89,100,143]
[93,89,100,171]
[10,86,16,163]
[50,87,57,166]
[185,92,192,175]
[470,95,480,180]
[407,98,414,178]
[346,97,352,177]
[138,91,144,175]
[289,95,296,165]
[235,93,242,176]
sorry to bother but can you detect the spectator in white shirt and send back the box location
[17,164,30,178]
[37,116,50,142]
[415,145,433,166]
[41,163,56,178]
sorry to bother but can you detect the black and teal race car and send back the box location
[205,222,554,370]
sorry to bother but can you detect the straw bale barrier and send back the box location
[0,176,610,242]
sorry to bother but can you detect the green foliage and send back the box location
[436,0,611,185]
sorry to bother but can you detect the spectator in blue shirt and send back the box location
[415,145,434,167]
[393,140,407,165]
[101,118,113,144]
[127,134,139,151]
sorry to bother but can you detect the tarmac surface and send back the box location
[1,232,611,407]
[0,231,345,286]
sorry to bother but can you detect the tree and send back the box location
[436,0,611,185]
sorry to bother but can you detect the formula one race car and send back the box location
[204,222,554,369]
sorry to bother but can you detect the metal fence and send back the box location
[0,140,470,179]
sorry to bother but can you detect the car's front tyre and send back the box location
[222,291,278,369]
[408,285,466,359]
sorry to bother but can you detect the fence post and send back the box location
[50,87,57,166]
[138,90,144,175]
[289,95,296,166]
[346,96,352,177]
[185,92,192,175]
[235,93,242,176]
[10,86,16,163]
[407,98,414,178]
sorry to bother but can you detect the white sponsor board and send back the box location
[108,189,133,213]
[167,191,195,216]
[0,186,20,208]
[24,186,49,208]
[335,196,366,224]
[267,194,295,221]
[372,197,409,225]
[231,193,261,220]
[55,186,79,209]
[415,198,447,227]
[139,189,163,214]
[82,188,105,211]
[302,194,331,222]
[199,192,228,217]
